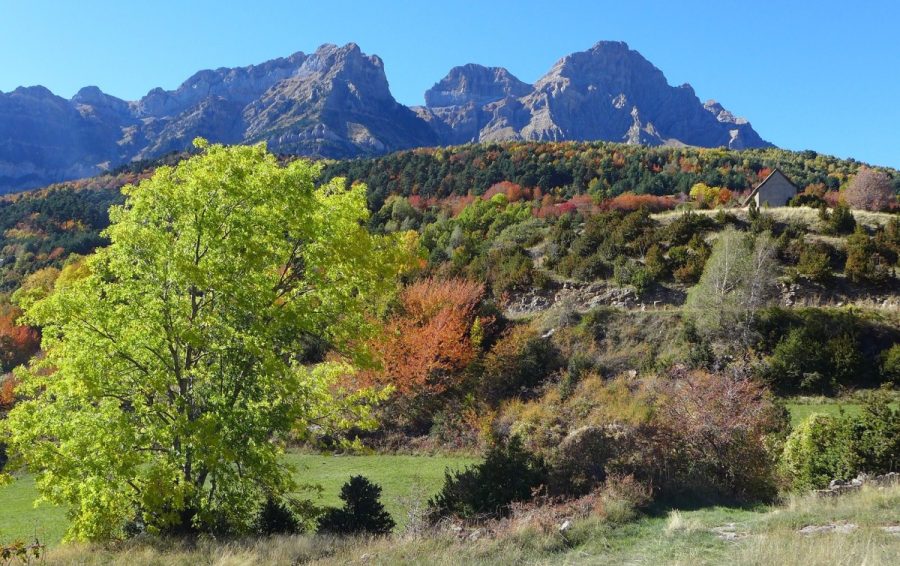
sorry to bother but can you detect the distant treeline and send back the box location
[320,142,900,211]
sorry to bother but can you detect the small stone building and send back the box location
[743,169,799,208]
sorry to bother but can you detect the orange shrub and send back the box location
[0,374,16,408]
[483,181,527,202]
[361,278,485,398]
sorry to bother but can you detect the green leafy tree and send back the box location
[2,140,410,540]
[686,228,779,351]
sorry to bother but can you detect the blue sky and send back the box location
[1,0,898,167]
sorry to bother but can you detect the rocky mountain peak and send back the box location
[11,85,57,99]
[425,64,531,107]
[72,86,106,103]
[134,51,310,118]
[538,39,666,94]
[292,42,392,102]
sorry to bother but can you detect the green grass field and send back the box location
[786,401,862,427]
[0,453,476,545]
[785,396,900,428]
[284,453,477,527]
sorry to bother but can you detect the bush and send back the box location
[664,211,716,246]
[764,328,866,394]
[845,229,893,285]
[756,308,895,393]
[651,369,786,503]
[428,436,547,519]
[256,496,302,535]
[547,425,629,496]
[795,242,833,283]
[882,344,900,384]
[750,211,776,234]
[479,325,563,405]
[820,203,856,235]
[597,474,654,524]
[780,414,855,491]
[484,246,546,300]
[571,252,610,281]
[317,476,395,536]
[644,244,669,280]
[613,259,653,296]
[766,327,831,392]
[789,193,825,208]
[849,392,900,475]
[780,393,900,491]
[668,236,711,285]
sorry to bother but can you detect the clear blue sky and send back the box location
[2,0,898,168]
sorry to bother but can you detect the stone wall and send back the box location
[814,472,900,497]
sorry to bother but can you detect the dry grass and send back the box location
[652,206,897,230]
[37,485,900,565]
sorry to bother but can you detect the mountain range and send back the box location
[0,41,771,192]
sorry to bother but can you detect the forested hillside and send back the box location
[0,140,898,563]
[0,140,897,293]
[321,142,900,209]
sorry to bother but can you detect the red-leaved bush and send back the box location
[844,168,897,211]
[0,374,16,408]
[599,193,679,213]
[0,304,39,372]
[649,368,787,502]
[534,194,599,218]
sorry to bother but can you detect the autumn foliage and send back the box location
[844,167,897,211]
[652,368,786,501]
[362,278,486,399]
[534,194,599,218]
[483,181,529,202]
[0,304,40,372]
[598,193,679,213]
[0,374,16,408]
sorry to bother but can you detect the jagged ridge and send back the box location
[0,41,770,192]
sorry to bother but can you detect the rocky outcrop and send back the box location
[814,472,900,497]
[0,41,771,193]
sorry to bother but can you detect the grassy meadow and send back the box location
[0,453,476,546]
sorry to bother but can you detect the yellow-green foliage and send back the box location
[780,414,854,491]
[2,140,411,541]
